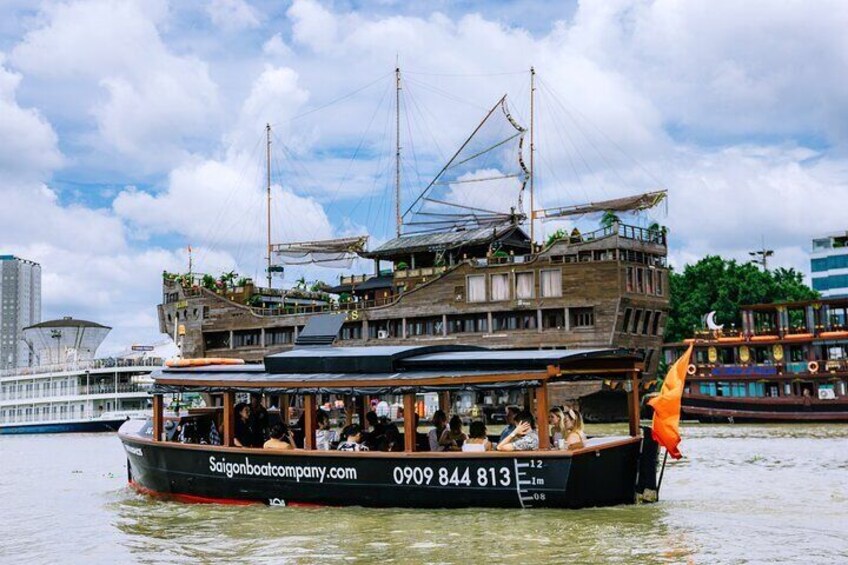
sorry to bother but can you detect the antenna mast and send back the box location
[266,123,272,289]
[529,66,536,245]
[395,66,402,238]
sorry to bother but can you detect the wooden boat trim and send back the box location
[120,432,639,458]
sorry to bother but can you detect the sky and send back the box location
[1,0,847,353]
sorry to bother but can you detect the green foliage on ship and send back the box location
[665,255,818,343]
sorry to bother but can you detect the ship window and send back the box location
[542,309,565,330]
[467,275,486,303]
[632,310,642,333]
[340,323,362,340]
[716,382,731,397]
[448,314,487,334]
[641,311,652,335]
[407,317,442,336]
[622,308,632,333]
[748,382,765,397]
[491,274,510,301]
[655,271,663,296]
[719,346,734,364]
[570,307,594,328]
[265,328,293,345]
[204,331,230,349]
[540,269,562,297]
[646,268,655,294]
[492,312,533,331]
[515,272,534,299]
[651,312,662,335]
[636,268,645,293]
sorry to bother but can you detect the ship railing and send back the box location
[0,357,165,379]
[691,359,848,377]
[1,408,147,425]
[0,383,150,402]
[249,296,399,317]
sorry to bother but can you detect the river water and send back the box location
[1,423,846,564]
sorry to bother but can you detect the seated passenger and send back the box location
[549,407,567,449]
[233,402,254,448]
[207,416,222,446]
[563,407,587,450]
[249,394,270,447]
[439,415,467,451]
[498,405,521,443]
[315,410,338,451]
[263,423,296,450]
[382,422,403,452]
[462,421,491,452]
[427,410,448,452]
[363,411,386,450]
[337,424,369,452]
[496,411,539,451]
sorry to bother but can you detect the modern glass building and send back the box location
[811,233,848,298]
[0,256,42,369]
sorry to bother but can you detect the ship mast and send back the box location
[395,66,402,238]
[266,123,272,289]
[529,66,536,244]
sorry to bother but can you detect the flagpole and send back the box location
[656,449,670,495]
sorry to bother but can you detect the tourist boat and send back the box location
[663,298,848,422]
[0,318,167,434]
[158,69,669,421]
[120,316,661,508]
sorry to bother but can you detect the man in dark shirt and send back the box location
[248,394,270,447]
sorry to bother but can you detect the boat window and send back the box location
[490,274,510,301]
[748,382,765,397]
[646,268,655,294]
[540,269,562,297]
[570,307,594,328]
[340,323,363,340]
[641,311,652,335]
[625,267,634,292]
[636,268,645,293]
[784,383,792,396]
[515,272,534,299]
[622,308,632,333]
[542,308,565,330]
[719,346,734,364]
[265,328,293,345]
[632,310,642,334]
[467,275,486,303]
[447,314,488,334]
[204,331,230,349]
[233,330,261,348]
[655,270,664,296]
[651,311,662,335]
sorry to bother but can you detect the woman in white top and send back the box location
[315,410,338,451]
[549,407,567,449]
[461,421,491,452]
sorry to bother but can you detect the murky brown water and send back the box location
[1,424,846,564]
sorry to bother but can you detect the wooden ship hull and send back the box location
[664,298,848,423]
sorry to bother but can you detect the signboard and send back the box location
[131,345,155,352]
[711,365,777,377]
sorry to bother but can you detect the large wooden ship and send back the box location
[663,298,848,422]
[158,70,670,418]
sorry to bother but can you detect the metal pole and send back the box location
[266,123,273,289]
[395,66,402,238]
[529,66,536,245]
[656,449,669,494]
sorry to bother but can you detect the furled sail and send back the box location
[271,236,368,268]
[534,190,667,221]
[402,95,529,234]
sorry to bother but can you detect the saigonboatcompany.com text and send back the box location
[208,456,357,482]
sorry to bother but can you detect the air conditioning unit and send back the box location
[377,330,389,339]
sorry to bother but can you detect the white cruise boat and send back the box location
[0,317,173,434]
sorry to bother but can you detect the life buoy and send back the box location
[807,361,819,374]
[165,358,245,368]
[687,364,697,375]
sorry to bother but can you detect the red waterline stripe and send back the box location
[128,480,326,508]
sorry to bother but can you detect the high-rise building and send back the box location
[0,255,42,369]
[811,232,848,298]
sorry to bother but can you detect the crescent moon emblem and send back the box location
[706,310,724,331]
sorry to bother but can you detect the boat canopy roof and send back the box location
[152,345,642,395]
[360,224,530,260]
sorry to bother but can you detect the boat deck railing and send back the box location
[0,357,164,379]
[689,358,848,377]
[0,383,150,402]
[0,408,150,426]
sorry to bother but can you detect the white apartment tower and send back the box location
[0,255,42,369]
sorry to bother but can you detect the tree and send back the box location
[545,229,567,247]
[600,211,620,229]
[664,255,818,343]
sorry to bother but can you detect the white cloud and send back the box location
[207,0,261,32]
[263,33,293,58]
[10,0,220,172]
[0,55,62,181]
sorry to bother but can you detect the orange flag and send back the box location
[648,343,693,459]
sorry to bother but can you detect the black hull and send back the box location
[120,431,649,509]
